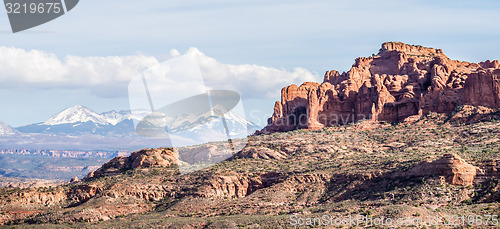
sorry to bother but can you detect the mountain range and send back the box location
[16,105,146,137]
[43,105,149,126]
[0,105,259,150]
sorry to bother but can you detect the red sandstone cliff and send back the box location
[258,42,500,134]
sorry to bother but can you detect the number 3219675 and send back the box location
[443,214,498,226]
[5,2,62,14]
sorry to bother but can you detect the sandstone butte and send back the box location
[257,42,500,134]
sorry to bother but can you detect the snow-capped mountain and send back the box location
[17,106,146,136]
[101,110,150,125]
[155,105,253,134]
[44,105,108,125]
[43,105,150,126]
[0,120,19,136]
[176,113,258,143]
[135,104,260,146]
[17,105,260,142]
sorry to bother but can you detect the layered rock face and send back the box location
[259,42,500,134]
[406,154,478,186]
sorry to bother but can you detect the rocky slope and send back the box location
[0,109,498,227]
[258,42,500,134]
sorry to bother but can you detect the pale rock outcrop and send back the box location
[406,154,478,186]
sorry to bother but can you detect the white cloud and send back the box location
[190,47,319,99]
[0,46,320,99]
[0,46,159,96]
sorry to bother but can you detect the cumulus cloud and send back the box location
[0,46,320,99]
[189,48,319,99]
[0,46,159,97]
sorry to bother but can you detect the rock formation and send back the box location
[84,148,179,180]
[258,42,500,134]
[231,146,287,160]
[406,154,478,186]
[70,176,79,183]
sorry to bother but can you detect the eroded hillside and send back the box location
[0,106,498,228]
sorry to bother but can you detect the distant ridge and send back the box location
[43,105,148,126]
[16,105,260,142]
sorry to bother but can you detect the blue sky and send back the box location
[0,0,499,126]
